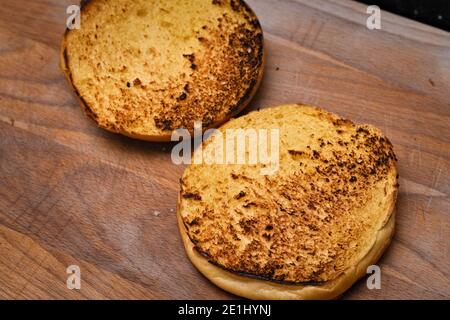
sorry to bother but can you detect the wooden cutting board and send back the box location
[0,0,449,299]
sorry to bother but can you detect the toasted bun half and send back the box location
[177,104,398,299]
[61,0,264,141]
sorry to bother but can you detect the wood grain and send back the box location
[0,0,449,299]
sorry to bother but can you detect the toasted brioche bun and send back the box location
[61,0,264,141]
[177,104,398,300]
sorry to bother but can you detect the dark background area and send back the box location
[357,0,449,31]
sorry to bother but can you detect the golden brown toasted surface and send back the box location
[178,104,398,284]
[178,204,396,300]
[62,0,264,139]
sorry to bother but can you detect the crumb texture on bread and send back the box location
[62,0,263,138]
[179,104,398,284]
[178,204,396,300]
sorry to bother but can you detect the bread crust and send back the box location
[60,0,265,141]
[177,195,396,300]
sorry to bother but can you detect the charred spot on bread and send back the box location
[182,192,202,201]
